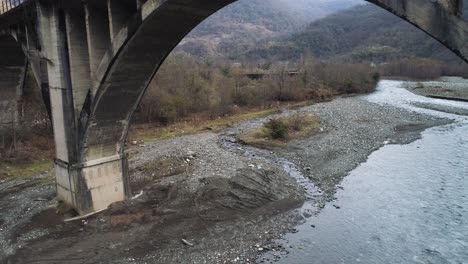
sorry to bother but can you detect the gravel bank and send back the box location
[4,135,306,264]
[406,77,468,101]
[1,92,450,263]
[222,96,450,208]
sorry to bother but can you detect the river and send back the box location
[264,80,468,264]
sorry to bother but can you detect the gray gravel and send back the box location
[222,96,450,203]
[0,90,451,264]
[0,174,55,262]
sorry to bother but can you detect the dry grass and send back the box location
[0,135,54,180]
[0,159,53,180]
[128,101,315,142]
[129,108,280,142]
[240,113,321,149]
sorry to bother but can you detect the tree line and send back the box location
[134,53,379,125]
[2,51,466,163]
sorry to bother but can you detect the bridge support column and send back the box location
[65,3,92,118]
[38,1,129,215]
[55,154,129,214]
[84,0,111,89]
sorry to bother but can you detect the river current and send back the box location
[269,80,468,264]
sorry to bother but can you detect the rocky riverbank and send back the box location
[405,77,468,101]
[0,89,450,264]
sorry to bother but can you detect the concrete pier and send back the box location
[55,154,129,214]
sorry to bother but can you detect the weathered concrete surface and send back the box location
[33,1,131,214]
[64,1,92,121]
[0,0,467,214]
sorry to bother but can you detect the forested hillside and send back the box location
[240,3,468,63]
[175,0,360,58]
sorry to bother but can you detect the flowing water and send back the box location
[265,80,468,264]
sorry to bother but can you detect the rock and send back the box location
[181,238,194,247]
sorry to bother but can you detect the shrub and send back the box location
[378,58,444,79]
[240,113,320,148]
[372,72,380,83]
[264,118,288,139]
[289,113,306,131]
[133,53,380,127]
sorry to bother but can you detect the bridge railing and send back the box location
[0,0,26,16]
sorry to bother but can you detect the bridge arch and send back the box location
[85,0,468,163]
[74,0,468,213]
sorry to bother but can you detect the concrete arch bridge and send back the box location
[0,0,466,214]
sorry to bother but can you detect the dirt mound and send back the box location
[194,168,302,220]
[7,167,304,264]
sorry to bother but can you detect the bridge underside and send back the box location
[0,0,467,214]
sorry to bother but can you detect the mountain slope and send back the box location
[175,0,361,58]
[240,3,468,63]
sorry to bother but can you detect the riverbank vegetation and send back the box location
[378,58,468,80]
[239,113,321,148]
[0,53,378,179]
[0,70,54,180]
[133,53,379,126]
[4,51,464,180]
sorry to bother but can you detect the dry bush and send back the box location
[133,53,379,127]
[379,58,443,79]
[289,113,306,131]
[379,58,468,80]
[240,113,320,148]
[441,62,468,78]
[301,61,379,95]
[1,68,53,159]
